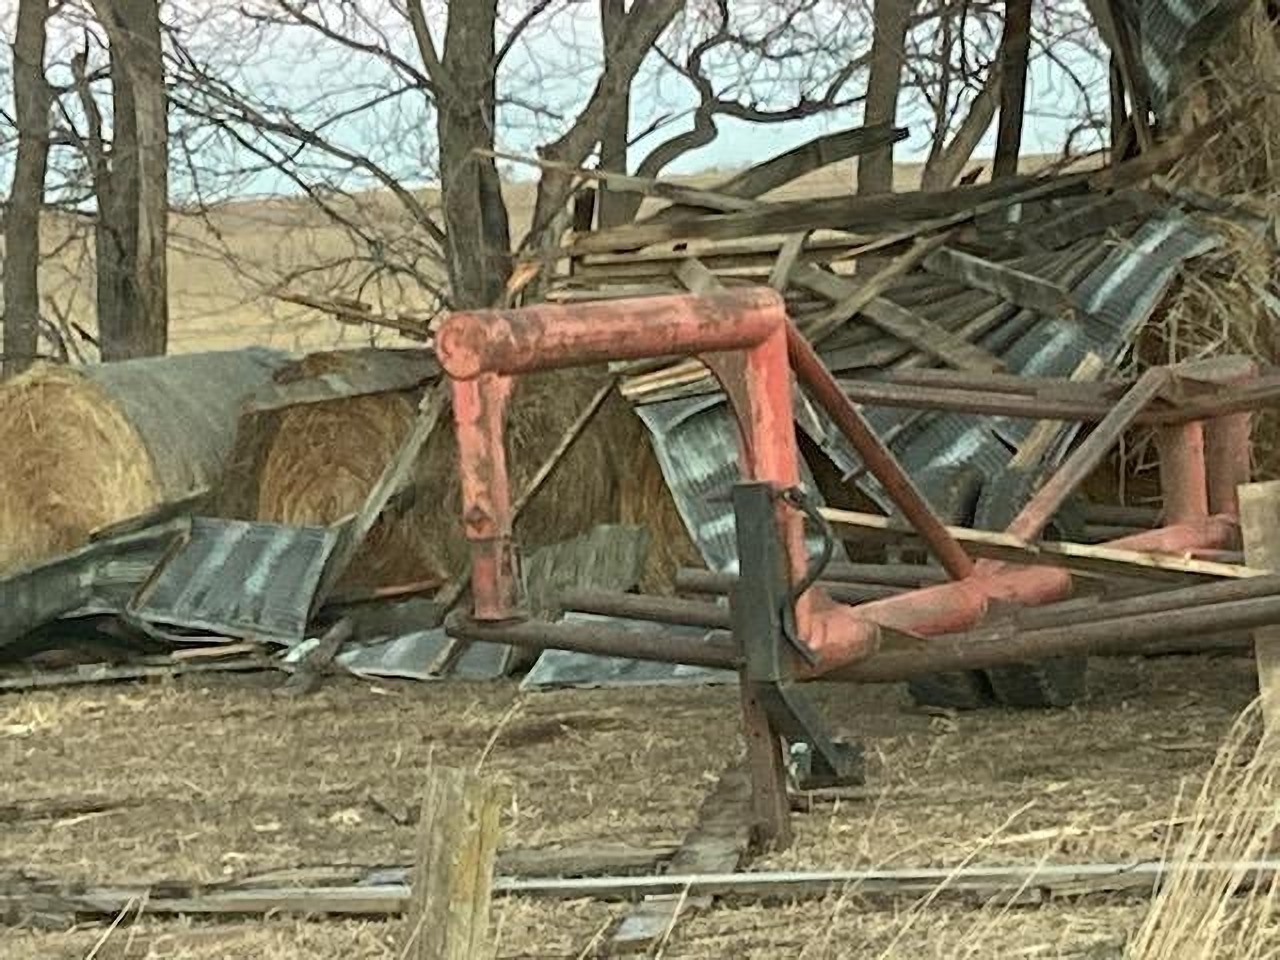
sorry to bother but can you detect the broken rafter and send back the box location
[820,507,1264,584]
[277,291,433,341]
[795,264,1004,373]
[9,860,1280,920]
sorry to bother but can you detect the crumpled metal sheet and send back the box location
[0,520,187,657]
[129,517,338,644]
[820,212,1221,515]
[284,628,512,682]
[635,394,846,575]
[1113,0,1249,120]
[521,613,735,690]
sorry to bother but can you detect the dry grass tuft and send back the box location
[1127,699,1280,959]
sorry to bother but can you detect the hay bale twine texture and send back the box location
[0,347,287,575]
[236,350,674,593]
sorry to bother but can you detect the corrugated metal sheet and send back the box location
[1115,0,1249,119]
[0,521,186,656]
[522,613,735,690]
[129,518,338,644]
[285,628,512,681]
[815,211,1220,516]
[635,394,847,575]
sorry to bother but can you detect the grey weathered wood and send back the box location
[821,507,1266,584]
[923,247,1076,319]
[795,264,1003,372]
[768,233,809,291]
[11,859,1280,920]
[1239,481,1280,730]
[317,385,447,602]
[799,235,951,345]
[568,171,1091,254]
[402,764,503,960]
[606,769,752,954]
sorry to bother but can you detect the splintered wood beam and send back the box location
[403,764,503,960]
[1239,481,1280,731]
[922,247,1076,319]
[795,264,1003,372]
[820,507,1265,583]
[481,148,761,215]
[604,768,752,954]
[567,171,1091,254]
[801,234,951,344]
[11,860,1280,918]
[1006,366,1167,541]
[768,233,809,290]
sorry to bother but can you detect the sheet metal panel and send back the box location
[130,518,337,644]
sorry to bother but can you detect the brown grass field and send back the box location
[0,652,1261,957]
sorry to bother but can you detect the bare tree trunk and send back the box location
[3,0,52,377]
[423,1,508,309]
[596,0,632,229]
[857,0,913,196]
[921,67,1003,190]
[527,0,683,247]
[90,0,169,359]
[993,0,1032,179]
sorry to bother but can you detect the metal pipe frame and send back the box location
[437,293,1265,674]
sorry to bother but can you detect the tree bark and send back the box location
[527,0,684,247]
[3,0,52,377]
[434,0,511,309]
[91,0,169,359]
[857,0,914,196]
[921,67,1003,191]
[993,0,1032,179]
[596,0,633,229]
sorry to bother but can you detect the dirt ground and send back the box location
[0,651,1257,958]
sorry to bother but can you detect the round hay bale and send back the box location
[0,348,287,574]
[619,432,702,592]
[244,357,640,592]
[253,386,429,592]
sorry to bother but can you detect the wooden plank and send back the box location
[11,859,1280,918]
[483,148,762,215]
[820,507,1268,584]
[403,764,503,960]
[605,768,752,954]
[801,234,951,344]
[922,247,1076,319]
[768,233,808,291]
[794,264,1003,373]
[317,386,447,602]
[567,171,1092,255]
[1007,354,1107,469]
[1006,365,1166,540]
[1239,481,1280,730]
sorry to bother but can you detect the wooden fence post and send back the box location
[402,763,504,959]
[1239,481,1280,729]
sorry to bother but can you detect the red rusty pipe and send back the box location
[1201,360,1256,519]
[1157,421,1209,525]
[1205,410,1252,519]
[436,290,786,380]
[785,323,974,581]
[799,514,1239,675]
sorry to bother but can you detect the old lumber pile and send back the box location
[520,138,1233,539]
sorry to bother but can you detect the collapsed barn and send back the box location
[5,0,1280,955]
